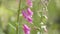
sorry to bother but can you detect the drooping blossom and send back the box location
[27,8,33,17]
[22,9,33,23]
[22,10,28,18]
[44,27,47,32]
[23,24,30,34]
[26,0,33,7]
[26,16,33,24]
[41,25,47,32]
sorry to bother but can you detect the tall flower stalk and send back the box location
[22,0,33,34]
[40,0,48,33]
[16,0,21,34]
[22,0,33,24]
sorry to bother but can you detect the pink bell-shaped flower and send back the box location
[23,24,30,34]
[22,10,33,24]
[26,0,33,7]
[26,16,33,24]
[27,8,33,17]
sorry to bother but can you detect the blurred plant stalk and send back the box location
[16,0,21,34]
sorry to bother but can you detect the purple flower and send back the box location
[23,24,30,34]
[26,16,33,24]
[26,0,33,7]
[22,9,33,23]
[27,8,33,17]
[22,10,28,18]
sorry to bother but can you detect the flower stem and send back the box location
[16,0,21,34]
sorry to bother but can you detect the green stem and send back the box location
[16,0,21,34]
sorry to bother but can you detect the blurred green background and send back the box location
[0,0,60,34]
